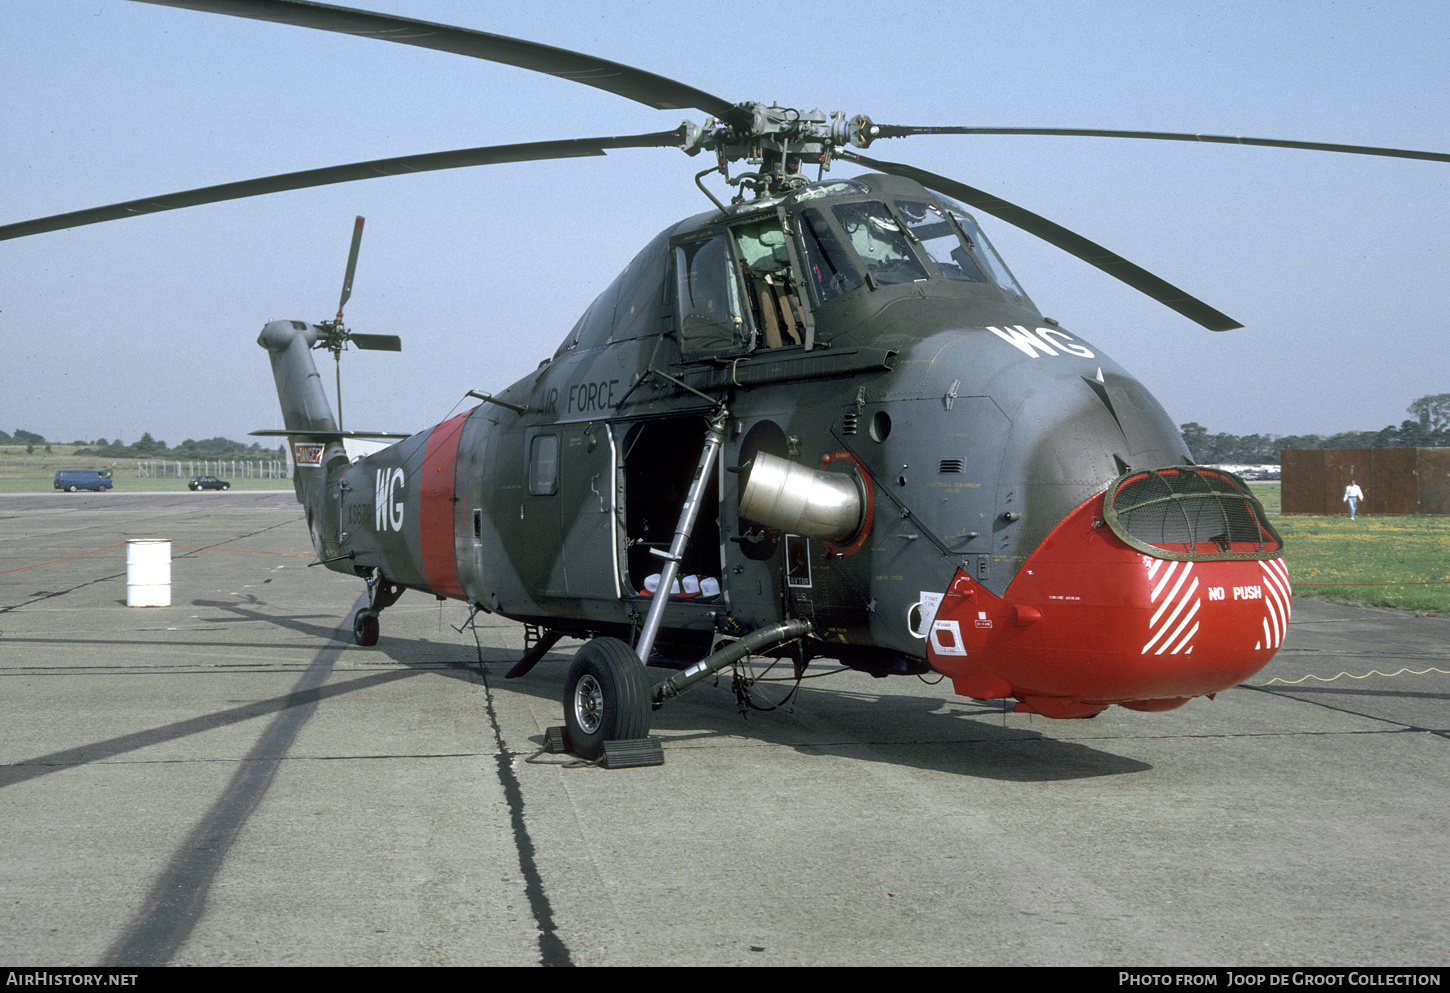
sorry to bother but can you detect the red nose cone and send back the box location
[926,488,1290,717]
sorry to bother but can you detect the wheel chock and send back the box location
[600,737,665,769]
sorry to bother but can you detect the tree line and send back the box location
[1180,393,1450,464]
[2,428,284,462]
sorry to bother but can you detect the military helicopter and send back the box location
[6,0,1448,762]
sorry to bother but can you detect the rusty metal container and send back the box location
[1281,447,1450,515]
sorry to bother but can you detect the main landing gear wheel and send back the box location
[563,637,651,760]
[353,608,380,647]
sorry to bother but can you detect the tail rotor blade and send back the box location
[350,333,401,352]
[338,216,364,314]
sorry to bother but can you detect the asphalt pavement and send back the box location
[1,491,1446,967]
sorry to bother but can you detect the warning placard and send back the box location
[294,442,325,467]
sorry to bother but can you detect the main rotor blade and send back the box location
[864,125,1450,164]
[0,129,686,243]
[338,215,364,313]
[349,333,400,351]
[136,0,740,121]
[842,152,1242,332]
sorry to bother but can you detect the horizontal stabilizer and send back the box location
[249,429,411,439]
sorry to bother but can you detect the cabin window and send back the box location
[528,433,559,496]
[675,234,747,355]
[831,201,930,285]
[893,200,988,283]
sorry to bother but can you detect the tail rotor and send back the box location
[313,216,402,430]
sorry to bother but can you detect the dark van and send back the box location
[54,469,114,492]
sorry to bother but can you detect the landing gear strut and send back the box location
[352,569,404,647]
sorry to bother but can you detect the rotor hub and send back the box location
[692,102,862,196]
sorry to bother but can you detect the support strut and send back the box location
[506,628,563,679]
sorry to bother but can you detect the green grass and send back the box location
[1249,483,1450,614]
[1247,481,1280,514]
[1273,514,1450,614]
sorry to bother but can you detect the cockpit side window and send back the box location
[798,207,863,304]
[734,218,807,349]
[893,200,988,284]
[675,233,747,356]
[830,201,930,285]
[674,216,818,356]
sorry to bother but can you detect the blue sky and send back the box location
[2,0,1446,445]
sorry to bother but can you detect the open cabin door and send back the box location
[618,416,724,599]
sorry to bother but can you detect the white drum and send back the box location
[126,539,171,607]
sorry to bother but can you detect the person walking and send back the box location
[1343,479,1364,520]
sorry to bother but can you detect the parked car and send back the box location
[54,469,113,492]
[188,475,230,491]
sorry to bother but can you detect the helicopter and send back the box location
[5,0,1447,762]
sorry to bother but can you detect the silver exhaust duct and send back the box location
[737,450,864,543]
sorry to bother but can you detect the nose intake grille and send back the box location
[1103,466,1283,561]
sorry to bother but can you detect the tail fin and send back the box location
[257,320,340,436]
[256,320,347,559]
[253,320,410,563]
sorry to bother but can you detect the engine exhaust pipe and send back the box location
[737,450,864,543]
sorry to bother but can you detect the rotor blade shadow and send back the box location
[1,633,361,653]
[0,598,497,789]
[1254,685,1450,703]
[190,597,379,641]
[0,666,423,790]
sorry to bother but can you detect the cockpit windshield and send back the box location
[830,201,930,285]
[939,201,1025,299]
[799,207,863,304]
[672,188,1032,360]
[893,200,987,284]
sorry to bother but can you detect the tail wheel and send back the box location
[563,637,650,760]
[352,608,380,646]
